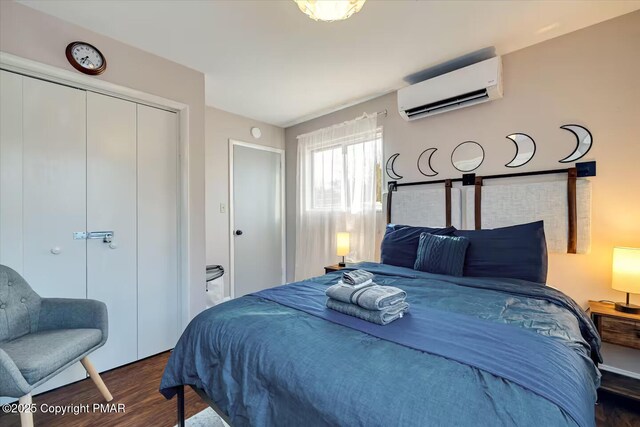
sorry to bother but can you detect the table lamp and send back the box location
[612,247,640,314]
[336,232,350,267]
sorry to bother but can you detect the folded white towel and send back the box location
[336,279,372,290]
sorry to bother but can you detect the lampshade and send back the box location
[294,0,366,22]
[612,247,640,295]
[336,232,350,257]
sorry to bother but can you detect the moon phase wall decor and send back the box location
[505,133,536,168]
[451,141,485,172]
[385,153,403,180]
[559,124,592,163]
[388,123,592,177]
[417,148,439,176]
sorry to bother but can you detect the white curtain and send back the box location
[295,113,382,280]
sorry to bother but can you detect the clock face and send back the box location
[66,42,106,75]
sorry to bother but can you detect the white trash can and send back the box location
[206,265,228,308]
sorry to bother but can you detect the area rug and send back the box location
[176,408,229,427]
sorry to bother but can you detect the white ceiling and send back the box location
[19,0,640,127]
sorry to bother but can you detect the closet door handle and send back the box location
[74,231,114,243]
[87,231,114,243]
[234,230,243,236]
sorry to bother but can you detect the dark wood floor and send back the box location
[596,392,640,427]
[1,351,638,426]
[0,352,207,427]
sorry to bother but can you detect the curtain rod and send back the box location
[353,109,388,119]
[296,110,387,139]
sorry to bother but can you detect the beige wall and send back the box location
[285,10,640,307]
[205,106,285,297]
[0,1,207,318]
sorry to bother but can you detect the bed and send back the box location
[160,261,601,427]
[162,168,599,426]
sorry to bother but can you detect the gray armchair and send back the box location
[0,265,112,427]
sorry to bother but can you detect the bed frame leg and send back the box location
[177,385,185,427]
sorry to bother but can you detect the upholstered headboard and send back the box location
[386,164,594,254]
[465,180,591,253]
[391,187,462,229]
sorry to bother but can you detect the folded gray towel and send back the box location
[326,298,409,325]
[326,283,406,311]
[342,269,374,286]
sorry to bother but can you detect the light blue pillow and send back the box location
[414,233,470,277]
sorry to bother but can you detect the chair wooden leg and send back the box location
[80,356,113,402]
[19,393,34,427]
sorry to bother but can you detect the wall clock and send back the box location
[65,41,107,75]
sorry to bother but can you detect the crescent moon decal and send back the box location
[559,124,593,163]
[385,153,403,180]
[505,133,536,168]
[417,148,439,177]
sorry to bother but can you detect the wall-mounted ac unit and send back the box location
[398,56,503,121]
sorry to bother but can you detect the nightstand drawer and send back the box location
[601,317,640,350]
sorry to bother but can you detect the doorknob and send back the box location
[234,230,243,236]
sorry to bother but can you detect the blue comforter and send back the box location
[161,263,601,427]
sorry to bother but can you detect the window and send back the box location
[307,129,383,212]
[296,114,381,280]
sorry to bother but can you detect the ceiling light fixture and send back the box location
[294,0,366,22]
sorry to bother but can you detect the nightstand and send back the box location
[588,300,640,402]
[324,264,347,274]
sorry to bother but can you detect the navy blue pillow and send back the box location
[381,224,457,269]
[454,221,548,284]
[414,233,470,276]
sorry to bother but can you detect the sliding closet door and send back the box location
[137,104,179,358]
[86,92,138,372]
[22,76,87,298]
[0,71,23,273]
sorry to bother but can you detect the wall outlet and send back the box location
[220,203,226,213]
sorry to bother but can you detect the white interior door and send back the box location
[22,76,87,299]
[137,104,179,359]
[232,142,284,297]
[14,74,87,394]
[0,70,23,273]
[0,71,24,405]
[86,92,138,372]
